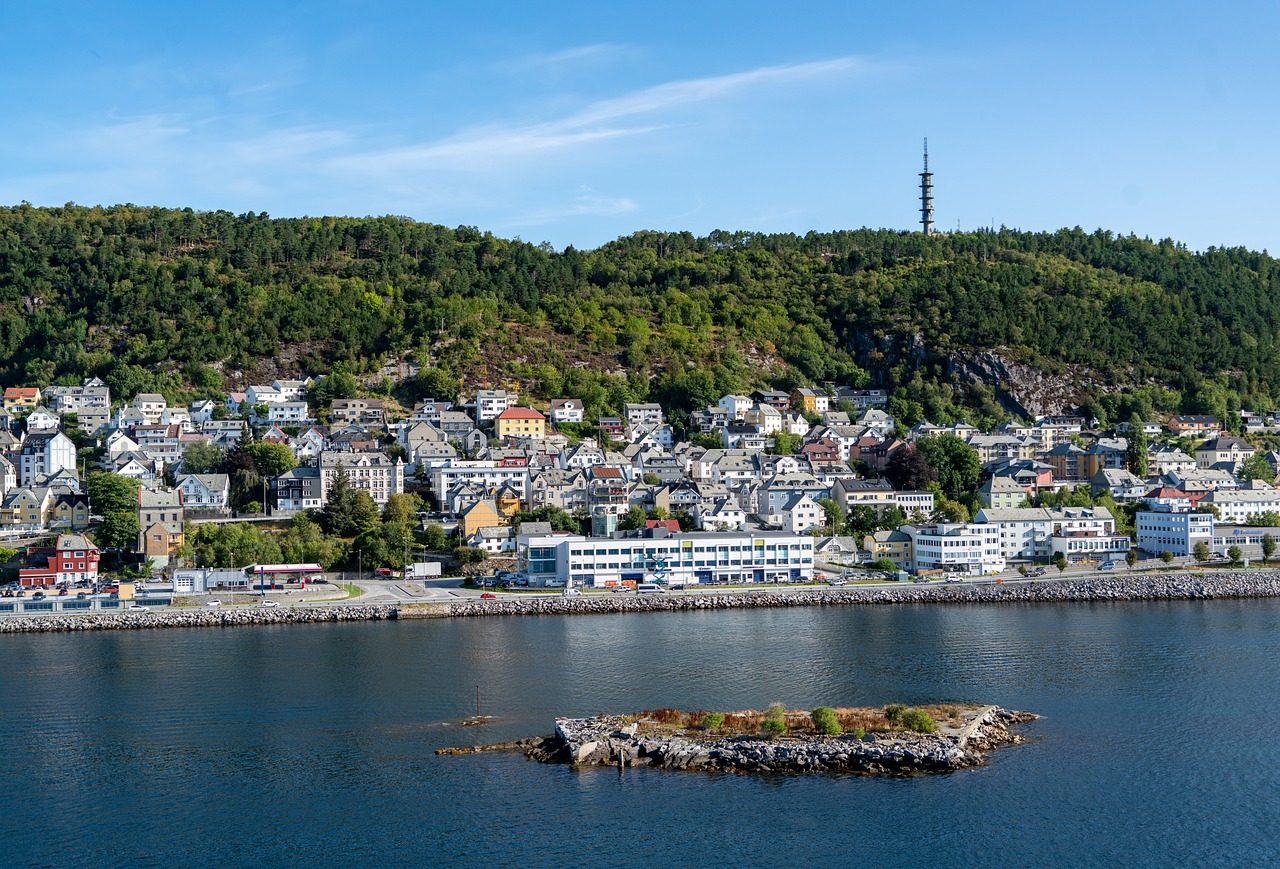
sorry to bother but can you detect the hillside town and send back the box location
[1,374,1279,597]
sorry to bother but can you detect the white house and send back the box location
[175,474,231,512]
[782,492,824,534]
[19,431,76,487]
[549,398,585,425]
[717,394,752,421]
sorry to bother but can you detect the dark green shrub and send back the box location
[701,712,725,732]
[810,706,841,736]
[883,704,906,723]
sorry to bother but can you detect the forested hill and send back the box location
[1,203,1277,429]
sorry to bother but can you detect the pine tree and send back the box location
[320,462,356,536]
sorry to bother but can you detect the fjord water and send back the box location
[5,601,1280,868]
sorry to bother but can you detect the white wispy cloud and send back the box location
[509,192,640,226]
[331,56,863,173]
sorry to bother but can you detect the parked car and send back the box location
[32,591,46,600]
[375,567,393,577]
[1097,562,1116,571]
[58,587,69,596]
[829,579,848,587]
[206,599,221,607]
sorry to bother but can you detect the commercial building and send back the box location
[517,527,815,588]
[904,523,1005,575]
[1135,508,1214,557]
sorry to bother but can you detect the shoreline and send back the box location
[4,571,1280,633]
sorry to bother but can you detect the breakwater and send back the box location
[5,572,1280,633]
[0,605,398,633]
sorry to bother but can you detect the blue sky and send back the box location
[3,1,1277,252]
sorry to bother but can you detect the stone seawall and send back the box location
[5,572,1280,633]
[0,605,399,633]
[445,572,1280,618]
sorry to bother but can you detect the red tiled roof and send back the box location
[496,407,545,420]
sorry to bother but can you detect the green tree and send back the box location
[245,441,298,478]
[915,434,980,502]
[382,492,424,527]
[1161,550,1174,564]
[350,492,382,535]
[354,521,414,569]
[424,523,449,551]
[1125,414,1148,476]
[319,463,356,536]
[308,366,359,406]
[619,505,647,531]
[1227,545,1243,565]
[1052,552,1067,573]
[412,367,460,403]
[452,545,488,565]
[1240,453,1275,483]
[95,512,139,550]
[1125,548,1138,568]
[768,431,802,455]
[181,440,225,474]
[1193,541,1212,563]
[1263,533,1276,565]
[87,472,141,515]
[818,498,844,534]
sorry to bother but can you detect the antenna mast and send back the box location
[919,138,934,235]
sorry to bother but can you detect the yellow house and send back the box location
[3,387,41,413]
[493,407,547,439]
[460,499,504,537]
[863,529,912,568]
[790,388,827,415]
[493,483,523,517]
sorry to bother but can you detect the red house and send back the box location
[19,534,100,587]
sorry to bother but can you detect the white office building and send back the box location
[904,523,1005,576]
[1135,508,1214,557]
[517,528,815,588]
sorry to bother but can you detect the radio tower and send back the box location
[919,138,934,235]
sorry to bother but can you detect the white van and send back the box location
[635,583,665,594]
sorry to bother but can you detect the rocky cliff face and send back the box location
[948,349,1114,419]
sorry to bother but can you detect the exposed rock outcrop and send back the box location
[949,348,1117,419]
[480,707,1038,775]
